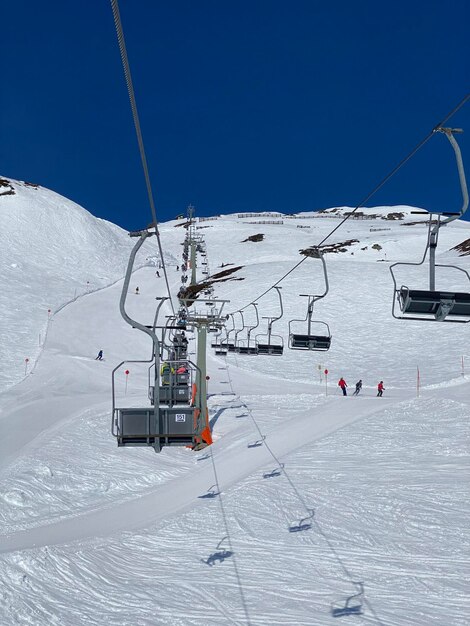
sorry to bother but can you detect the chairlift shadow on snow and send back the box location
[201,537,233,566]
[289,509,314,533]
[235,413,248,419]
[196,452,210,462]
[331,582,364,618]
[247,435,266,448]
[198,484,220,499]
[263,463,284,479]
[209,407,227,428]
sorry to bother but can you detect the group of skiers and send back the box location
[338,378,385,397]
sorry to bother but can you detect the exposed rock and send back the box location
[452,238,470,256]
[242,233,264,242]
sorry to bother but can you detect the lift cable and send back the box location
[232,92,470,314]
[110,0,175,314]
[224,364,384,624]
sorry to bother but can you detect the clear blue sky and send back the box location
[2,0,469,230]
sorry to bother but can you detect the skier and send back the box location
[377,381,385,397]
[353,379,362,396]
[176,265,179,271]
[338,377,348,396]
[156,271,160,278]
[95,350,103,361]
[160,362,175,385]
[135,286,140,295]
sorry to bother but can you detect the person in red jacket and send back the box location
[377,381,385,397]
[338,377,348,396]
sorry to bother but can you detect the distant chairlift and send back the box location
[211,327,228,355]
[233,311,246,352]
[256,286,284,355]
[390,127,470,322]
[224,313,238,352]
[289,247,332,351]
[237,303,259,355]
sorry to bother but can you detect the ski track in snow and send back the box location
[1,191,470,625]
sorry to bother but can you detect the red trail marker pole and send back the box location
[324,369,329,396]
[24,358,30,376]
[125,369,130,394]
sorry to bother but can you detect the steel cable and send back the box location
[233,92,470,313]
[110,0,175,314]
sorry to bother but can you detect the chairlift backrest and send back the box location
[288,249,331,351]
[389,128,470,323]
[255,286,285,355]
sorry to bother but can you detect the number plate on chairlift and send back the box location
[175,414,186,422]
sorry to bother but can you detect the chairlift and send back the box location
[223,313,238,351]
[111,228,211,453]
[233,311,246,352]
[212,327,228,356]
[148,358,195,407]
[289,248,332,351]
[237,303,259,355]
[211,328,224,349]
[256,286,284,355]
[390,127,470,323]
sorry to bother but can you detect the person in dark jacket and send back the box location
[95,350,103,361]
[353,380,362,395]
[338,377,348,396]
[377,381,385,397]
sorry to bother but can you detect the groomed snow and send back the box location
[1,186,469,625]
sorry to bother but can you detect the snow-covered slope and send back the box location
[0,177,159,391]
[1,193,470,625]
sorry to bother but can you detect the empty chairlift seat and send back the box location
[115,406,196,448]
[288,312,332,352]
[397,287,470,321]
[289,333,331,351]
[237,344,258,355]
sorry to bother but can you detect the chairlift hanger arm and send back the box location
[234,310,245,341]
[247,303,260,331]
[268,286,284,327]
[120,232,160,353]
[433,127,468,224]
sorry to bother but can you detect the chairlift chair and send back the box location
[223,313,237,351]
[237,303,259,355]
[111,229,211,453]
[148,358,194,406]
[211,328,224,349]
[233,311,247,353]
[214,328,228,355]
[288,248,332,351]
[255,286,284,355]
[390,127,470,323]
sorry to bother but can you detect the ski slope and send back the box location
[1,186,469,625]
